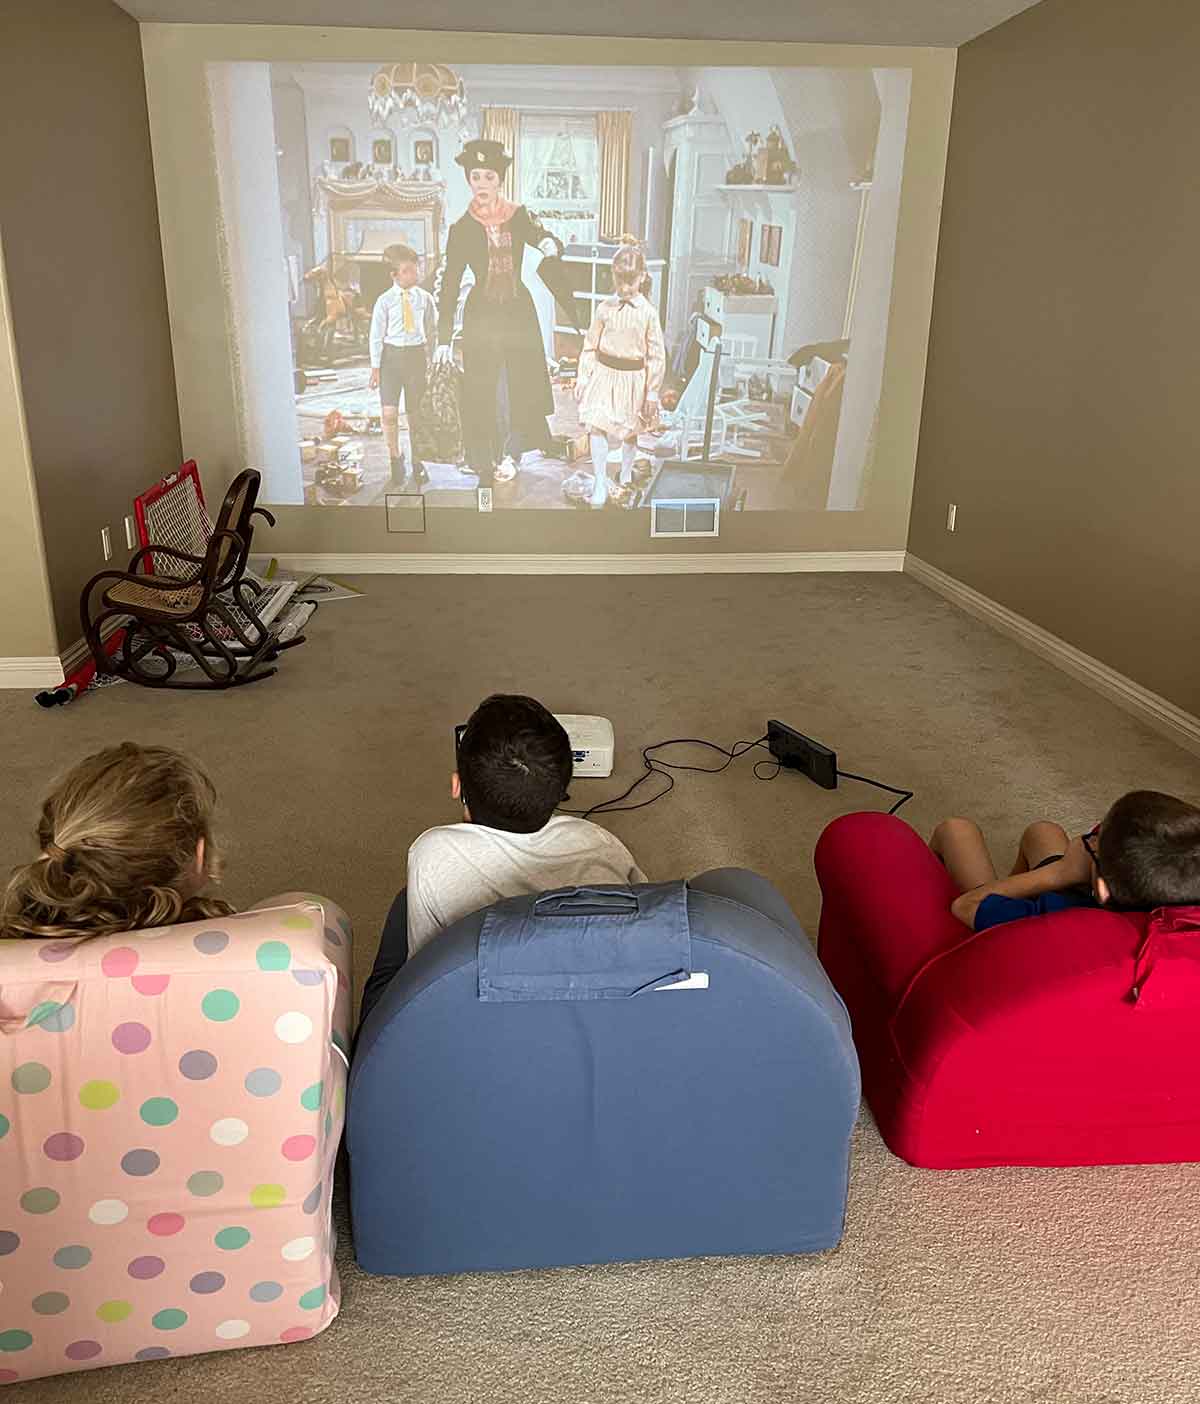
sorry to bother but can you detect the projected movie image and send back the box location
[208,61,911,512]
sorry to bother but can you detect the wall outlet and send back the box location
[946,503,957,532]
[477,487,493,513]
[767,719,839,790]
[124,515,136,550]
[100,526,113,560]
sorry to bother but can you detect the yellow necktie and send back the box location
[402,291,414,334]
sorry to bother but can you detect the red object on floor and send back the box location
[815,811,1200,1169]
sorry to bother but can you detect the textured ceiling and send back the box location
[110,0,1044,49]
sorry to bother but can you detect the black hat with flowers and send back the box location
[455,139,512,176]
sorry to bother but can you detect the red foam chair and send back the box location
[815,811,1200,1169]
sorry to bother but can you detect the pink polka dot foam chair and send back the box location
[0,894,352,1384]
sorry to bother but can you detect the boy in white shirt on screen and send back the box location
[368,243,435,490]
[360,695,647,1019]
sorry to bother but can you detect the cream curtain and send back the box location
[481,106,518,201]
[597,110,632,241]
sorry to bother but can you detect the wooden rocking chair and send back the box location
[80,470,303,690]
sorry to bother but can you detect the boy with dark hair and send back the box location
[932,790,1200,931]
[368,243,435,489]
[361,696,645,1014]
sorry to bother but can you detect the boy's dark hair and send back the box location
[384,243,419,270]
[1098,790,1200,909]
[457,695,571,833]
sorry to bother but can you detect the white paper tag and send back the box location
[655,972,709,991]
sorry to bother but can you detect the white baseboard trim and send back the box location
[268,550,907,576]
[59,615,127,681]
[905,554,1200,757]
[0,657,65,690]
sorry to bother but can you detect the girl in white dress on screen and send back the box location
[575,237,666,508]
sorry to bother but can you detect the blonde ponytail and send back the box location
[2,743,234,941]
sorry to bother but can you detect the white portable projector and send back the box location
[555,714,615,779]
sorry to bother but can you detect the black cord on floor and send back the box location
[836,769,914,816]
[558,733,914,820]
[560,735,775,820]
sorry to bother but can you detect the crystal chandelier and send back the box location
[367,63,468,129]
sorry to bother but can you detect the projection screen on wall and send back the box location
[205,59,912,513]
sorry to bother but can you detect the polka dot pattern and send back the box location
[140,1097,179,1127]
[244,1067,281,1098]
[210,1117,249,1147]
[101,947,138,978]
[121,1148,160,1177]
[79,1079,120,1110]
[43,1132,85,1162]
[187,1171,224,1198]
[132,974,171,996]
[21,1188,60,1215]
[250,1183,286,1209]
[0,896,350,1376]
[179,1049,217,1080]
[89,1199,128,1226]
[12,1062,51,1094]
[29,1000,76,1033]
[193,929,230,955]
[112,1021,151,1055]
[202,990,239,1022]
[256,941,291,971]
[275,1012,313,1045]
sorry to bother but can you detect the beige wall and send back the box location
[142,26,955,558]
[0,232,57,661]
[907,0,1200,715]
[0,0,182,649]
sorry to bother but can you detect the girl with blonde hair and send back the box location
[575,236,666,508]
[2,742,234,940]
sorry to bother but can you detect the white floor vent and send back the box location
[649,498,721,538]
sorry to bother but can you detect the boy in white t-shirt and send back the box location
[360,695,646,1020]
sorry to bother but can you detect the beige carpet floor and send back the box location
[4,573,1200,1404]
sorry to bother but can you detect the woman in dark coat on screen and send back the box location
[433,139,563,486]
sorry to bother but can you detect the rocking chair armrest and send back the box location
[127,543,206,574]
[251,506,276,528]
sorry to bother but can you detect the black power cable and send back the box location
[559,734,913,820]
[835,769,913,816]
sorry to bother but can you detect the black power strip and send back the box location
[767,720,838,789]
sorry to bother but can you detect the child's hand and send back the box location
[369,369,380,390]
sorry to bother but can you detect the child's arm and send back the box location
[368,294,386,373]
[576,306,603,394]
[951,836,1093,928]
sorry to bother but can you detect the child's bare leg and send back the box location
[929,817,997,892]
[381,405,400,461]
[1009,821,1070,875]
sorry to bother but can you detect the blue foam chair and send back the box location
[348,869,860,1276]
